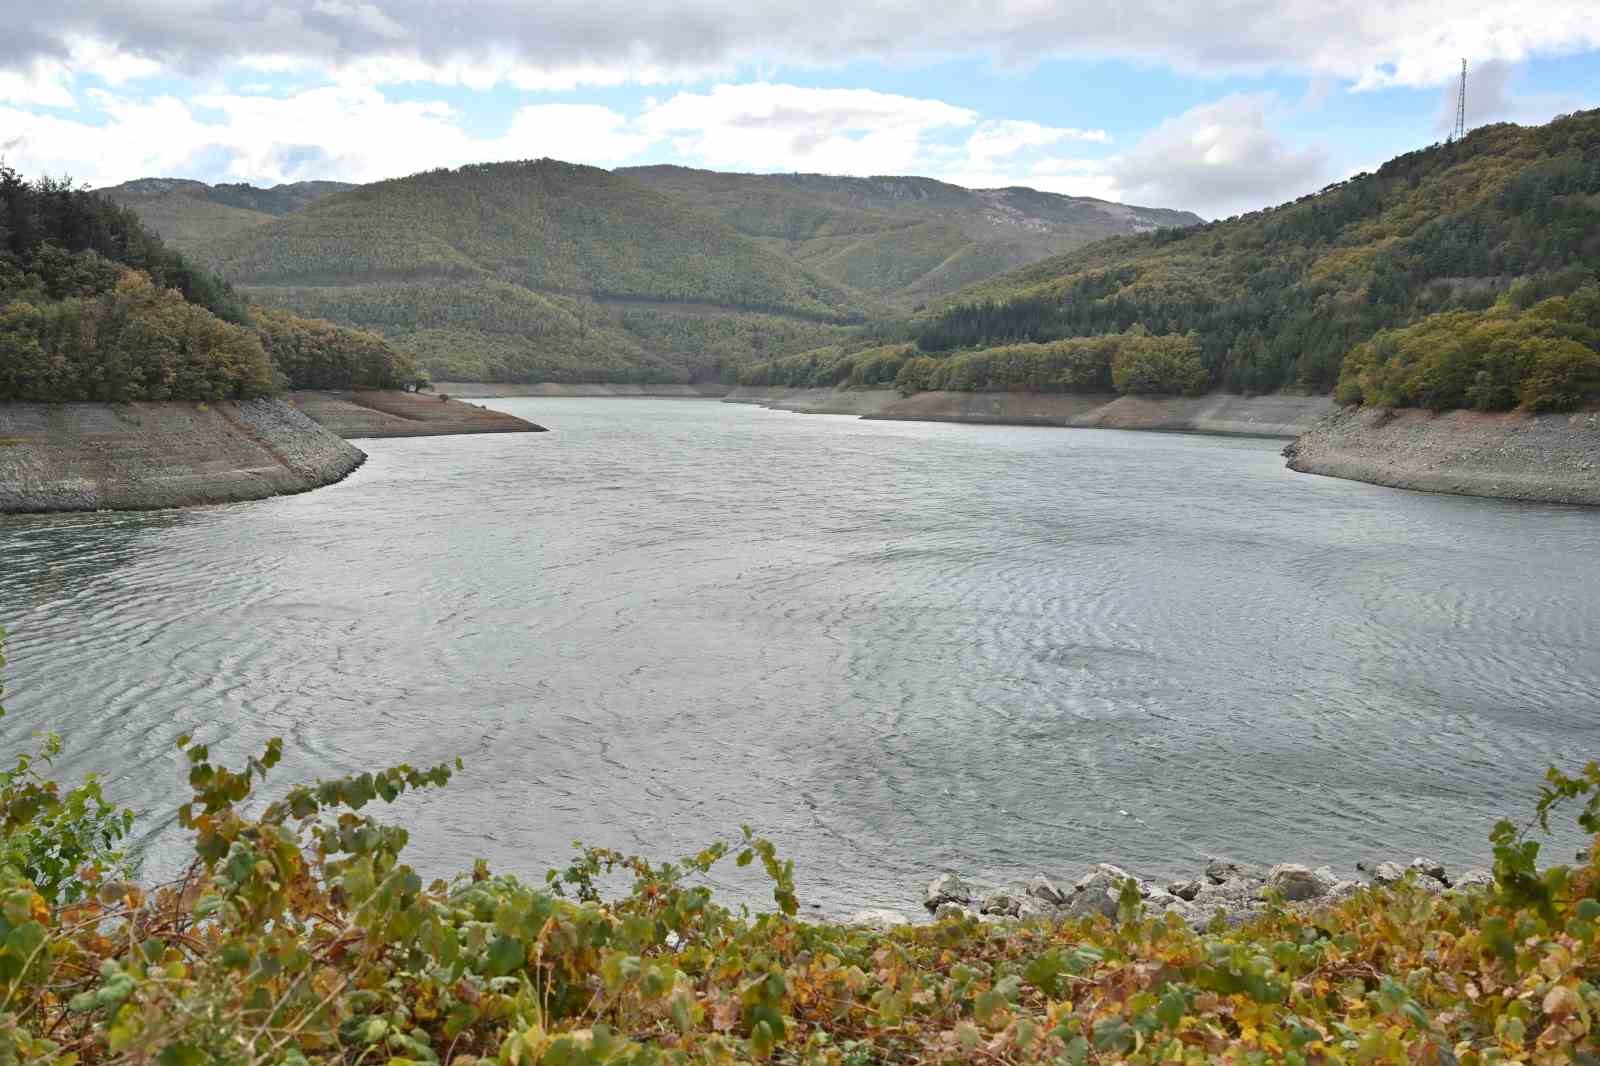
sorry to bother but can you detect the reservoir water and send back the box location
[1,397,1595,911]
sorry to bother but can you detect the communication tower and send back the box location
[1453,59,1467,141]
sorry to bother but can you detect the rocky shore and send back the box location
[289,390,545,438]
[1284,405,1600,505]
[849,855,1491,931]
[433,382,731,399]
[0,399,366,514]
[726,386,1335,438]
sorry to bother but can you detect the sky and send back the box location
[1,1,1597,220]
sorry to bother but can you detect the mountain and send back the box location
[618,166,1200,309]
[189,160,873,384]
[97,178,352,248]
[901,109,1600,401]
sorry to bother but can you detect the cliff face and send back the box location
[1284,406,1600,505]
[0,400,366,514]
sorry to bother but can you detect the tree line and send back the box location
[0,167,424,402]
[907,110,1600,408]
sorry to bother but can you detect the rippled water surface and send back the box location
[2,398,1596,910]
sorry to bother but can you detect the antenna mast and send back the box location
[1453,59,1467,141]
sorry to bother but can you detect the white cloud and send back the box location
[637,82,978,174]
[962,119,1109,168]
[1433,59,1589,134]
[6,1,1599,93]
[1106,93,1332,218]
[1,87,649,187]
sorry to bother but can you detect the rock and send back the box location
[923,873,972,912]
[1168,879,1202,901]
[849,909,911,930]
[1370,861,1407,886]
[979,884,1026,917]
[1313,865,1341,886]
[1016,897,1059,921]
[1026,873,1067,905]
[934,902,978,921]
[1454,869,1494,889]
[1065,868,1130,920]
[1204,857,1259,884]
[1266,863,1328,902]
[1409,857,1450,885]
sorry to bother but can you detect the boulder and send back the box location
[1204,857,1259,884]
[1016,896,1059,921]
[849,909,911,930]
[1370,861,1407,886]
[1266,863,1328,902]
[1454,869,1494,889]
[1167,879,1202,901]
[1026,873,1068,905]
[979,884,1026,917]
[1409,857,1450,885]
[1065,867,1129,920]
[923,873,972,912]
[934,902,979,921]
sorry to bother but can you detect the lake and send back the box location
[1,397,1594,912]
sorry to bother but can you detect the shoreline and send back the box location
[1285,405,1600,506]
[0,391,546,515]
[852,852,1492,930]
[726,385,1336,438]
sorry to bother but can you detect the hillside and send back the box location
[97,178,351,248]
[0,167,422,403]
[193,160,872,383]
[907,109,1600,403]
[619,165,1200,309]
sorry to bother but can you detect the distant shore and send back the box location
[725,385,1337,438]
[0,391,544,515]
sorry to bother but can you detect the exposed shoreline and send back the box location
[1284,405,1600,506]
[725,385,1337,438]
[0,399,366,515]
[0,391,545,515]
[433,381,731,399]
[852,853,1490,931]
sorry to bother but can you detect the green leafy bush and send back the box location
[1337,284,1600,411]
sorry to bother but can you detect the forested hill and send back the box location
[619,166,1200,309]
[912,109,1600,402]
[191,159,875,384]
[0,168,421,402]
[98,178,351,248]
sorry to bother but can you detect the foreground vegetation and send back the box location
[0,168,423,402]
[0,629,1595,1064]
[910,109,1600,407]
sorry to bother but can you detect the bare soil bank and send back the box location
[433,382,731,399]
[289,391,545,437]
[0,399,366,514]
[725,386,1336,438]
[1284,405,1600,505]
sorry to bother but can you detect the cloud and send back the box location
[0,87,649,187]
[6,1,1600,92]
[636,83,978,174]
[1,77,1334,220]
[1107,93,1332,218]
[1434,59,1589,133]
